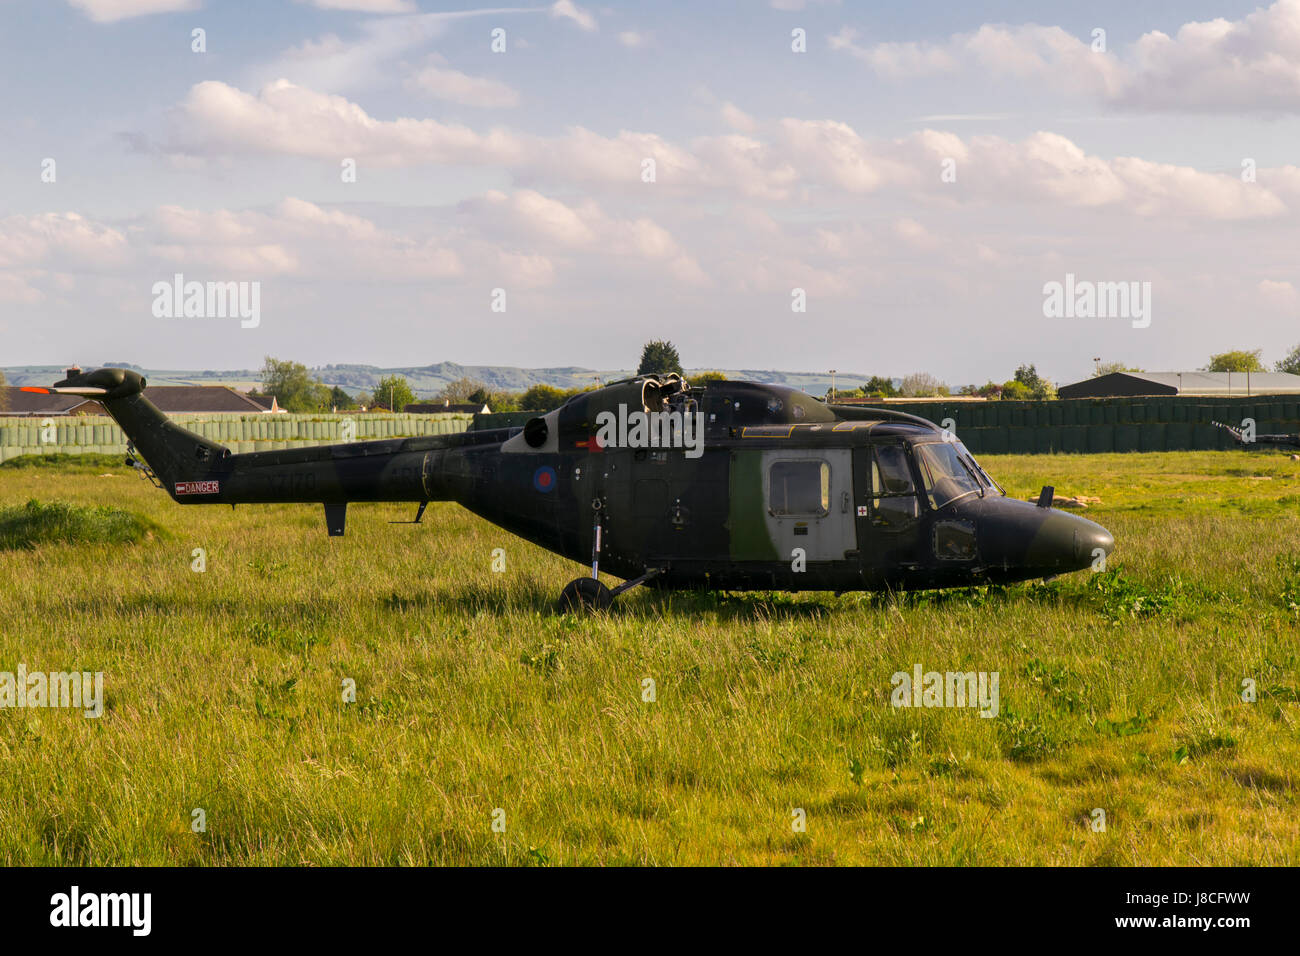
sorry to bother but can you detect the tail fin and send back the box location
[1211,420,1246,445]
[37,368,229,489]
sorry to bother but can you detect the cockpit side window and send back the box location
[869,444,920,529]
[914,442,982,509]
[874,444,916,496]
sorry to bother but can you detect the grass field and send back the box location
[1,450,1297,865]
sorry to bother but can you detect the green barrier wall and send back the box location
[470,398,1299,455]
[862,396,1299,454]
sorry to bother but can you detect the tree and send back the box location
[1275,344,1300,375]
[486,391,520,413]
[327,386,356,410]
[859,375,897,398]
[637,340,683,377]
[1013,364,1043,389]
[1012,364,1057,400]
[899,372,942,397]
[1093,361,1144,377]
[692,371,727,384]
[1000,380,1032,400]
[436,376,489,404]
[465,384,520,412]
[519,384,571,412]
[1205,350,1265,373]
[261,357,331,412]
[372,375,415,413]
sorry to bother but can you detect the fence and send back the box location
[8,396,1294,462]
[475,397,1300,455]
[0,413,474,463]
[860,395,1300,454]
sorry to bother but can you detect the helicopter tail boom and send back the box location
[44,368,463,510]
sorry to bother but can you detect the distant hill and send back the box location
[2,362,873,398]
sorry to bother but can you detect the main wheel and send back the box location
[557,577,613,613]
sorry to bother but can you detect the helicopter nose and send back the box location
[1073,522,1114,566]
[1021,510,1114,572]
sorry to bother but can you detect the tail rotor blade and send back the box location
[21,386,110,397]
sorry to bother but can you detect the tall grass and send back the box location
[0,498,163,550]
[0,451,1296,864]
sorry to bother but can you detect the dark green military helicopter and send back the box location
[1213,421,1300,450]
[31,367,1114,610]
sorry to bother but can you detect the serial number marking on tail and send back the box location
[175,480,221,495]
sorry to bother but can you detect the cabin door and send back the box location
[852,443,924,570]
[757,448,857,562]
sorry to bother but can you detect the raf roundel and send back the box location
[533,465,557,493]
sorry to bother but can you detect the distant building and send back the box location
[832,396,988,405]
[0,389,88,416]
[1058,371,1300,399]
[140,386,271,414]
[1,384,274,416]
[405,401,490,414]
[246,393,285,413]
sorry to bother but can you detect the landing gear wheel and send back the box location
[558,577,613,613]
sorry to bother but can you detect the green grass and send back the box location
[0,453,129,471]
[0,451,1297,865]
[0,498,164,550]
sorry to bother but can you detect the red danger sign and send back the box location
[175,480,220,495]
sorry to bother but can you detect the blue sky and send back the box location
[3,0,1299,385]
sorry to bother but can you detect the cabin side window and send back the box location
[768,460,830,516]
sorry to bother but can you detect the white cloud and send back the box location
[150,241,301,276]
[777,118,890,193]
[65,0,198,22]
[1120,1,1300,111]
[618,31,649,48]
[294,0,416,12]
[720,101,756,133]
[282,34,349,60]
[407,58,520,108]
[550,0,597,32]
[0,212,130,270]
[1258,279,1298,305]
[461,190,598,246]
[0,272,45,305]
[770,0,840,10]
[0,192,715,304]
[146,200,462,280]
[893,217,935,249]
[161,80,1294,220]
[167,79,528,166]
[0,202,478,293]
[831,23,1125,97]
[830,27,959,78]
[832,1,1300,112]
[261,8,541,93]
[456,189,704,282]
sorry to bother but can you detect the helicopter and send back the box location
[1212,421,1300,450]
[27,367,1115,611]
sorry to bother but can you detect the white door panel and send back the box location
[760,448,857,561]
